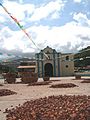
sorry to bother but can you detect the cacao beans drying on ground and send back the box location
[6,95,90,120]
[81,80,90,83]
[0,89,17,96]
[28,81,52,86]
[50,83,78,88]
[0,84,3,86]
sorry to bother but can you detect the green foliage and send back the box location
[9,67,17,73]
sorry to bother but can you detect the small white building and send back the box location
[35,46,74,77]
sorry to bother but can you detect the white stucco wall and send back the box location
[35,46,74,77]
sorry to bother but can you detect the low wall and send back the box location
[74,71,90,76]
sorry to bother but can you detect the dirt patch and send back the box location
[50,83,78,88]
[72,78,84,80]
[0,89,17,97]
[5,95,90,120]
[50,80,61,82]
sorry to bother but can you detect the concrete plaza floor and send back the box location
[0,76,90,120]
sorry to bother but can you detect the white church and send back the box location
[35,46,74,77]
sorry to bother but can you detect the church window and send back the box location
[48,55,50,59]
[66,65,68,68]
[46,51,50,54]
[66,56,69,60]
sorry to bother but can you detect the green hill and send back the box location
[74,46,90,67]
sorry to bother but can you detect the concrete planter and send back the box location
[21,77,38,83]
[21,72,38,83]
[43,77,50,81]
[4,73,16,83]
[75,75,81,79]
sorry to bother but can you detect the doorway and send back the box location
[44,63,53,77]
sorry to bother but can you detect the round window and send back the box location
[66,65,68,68]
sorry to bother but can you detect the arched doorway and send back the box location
[44,63,53,77]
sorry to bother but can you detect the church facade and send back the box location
[35,46,74,77]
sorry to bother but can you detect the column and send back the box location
[53,50,56,76]
[41,52,44,77]
[57,53,60,76]
[36,54,40,77]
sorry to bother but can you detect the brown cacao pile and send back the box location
[83,78,90,80]
[50,83,78,88]
[28,81,52,86]
[6,95,90,120]
[0,84,3,86]
[0,89,17,96]
[81,80,90,83]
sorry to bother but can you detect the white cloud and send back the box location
[0,0,64,24]
[0,0,90,53]
[0,26,35,52]
[0,19,90,53]
[30,0,64,21]
[50,11,60,19]
[0,1,35,22]
[19,0,23,4]
[73,13,87,20]
[0,16,6,22]
[27,21,90,52]
[73,0,82,3]
[73,12,90,26]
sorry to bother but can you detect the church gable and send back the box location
[40,46,57,54]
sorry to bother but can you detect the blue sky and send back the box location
[0,0,90,56]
